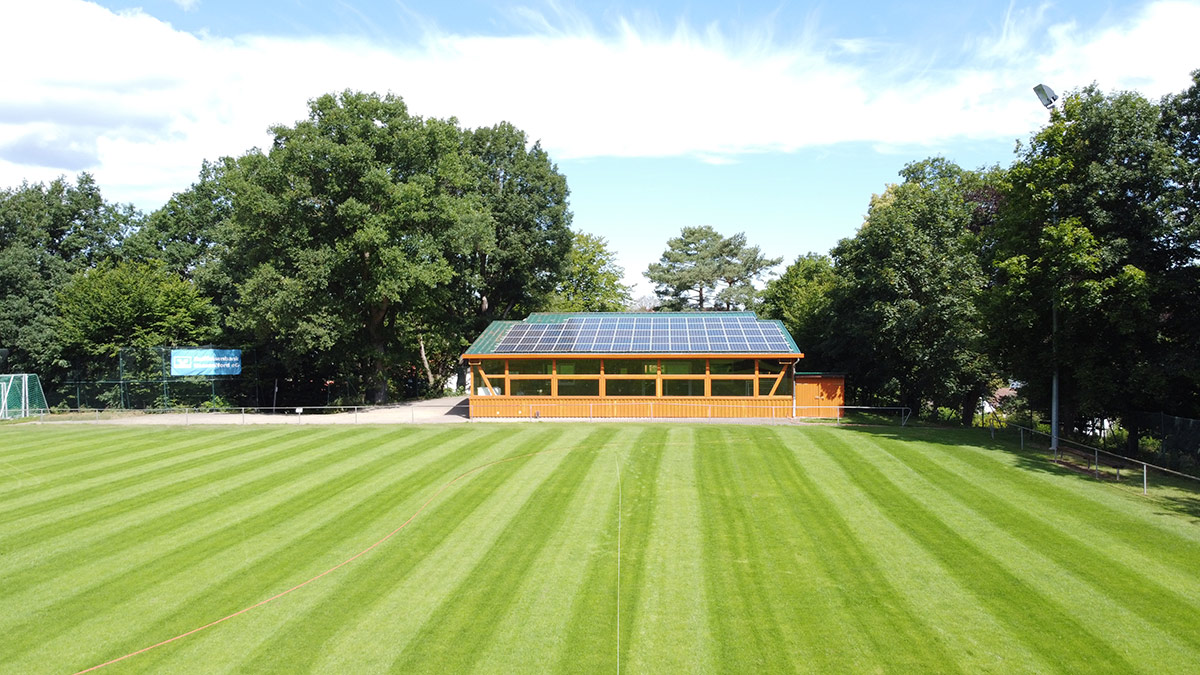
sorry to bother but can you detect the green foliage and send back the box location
[984,84,1188,431]
[215,91,491,402]
[761,253,836,362]
[828,158,998,420]
[56,261,217,359]
[645,226,779,310]
[0,174,138,385]
[548,231,632,312]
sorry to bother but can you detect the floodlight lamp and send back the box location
[1033,83,1058,109]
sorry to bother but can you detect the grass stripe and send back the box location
[0,427,327,554]
[387,428,607,672]
[0,427,424,594]
[753,426,965,672]
[895,427,1200,570]
[270,428,577,673]
[817,428,1137,673]
[0,426,253,492]
[558,426,666,673]
[0,426,138,462]
[10,427,503,671]
[784,428,1050,672]
[694,426,795,672]
[624,426,713,672]
[476,426,634,671]
[0,427,292,524]
[861,432,1200,664]
[115,426,547,673]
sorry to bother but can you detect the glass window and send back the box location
[476,360,504,375]
[474,378,504,396]
[757,360,787,375]
[662,379,705,396]
[508,379,551,396]
[556,359,601,375]
[661,359,706,375]
[758,375,793,396]
[605,359,658,375]
[711,379,754,396]
[557,379,600,396]
[605,379,656,396]
[507,359,553,375]
[709,359,756,375]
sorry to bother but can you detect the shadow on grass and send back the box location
[827,423,1200,522]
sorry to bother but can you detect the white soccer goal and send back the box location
[0,374,49,420]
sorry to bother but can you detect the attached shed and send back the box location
[794,373,846,418]
[462,312,840,419]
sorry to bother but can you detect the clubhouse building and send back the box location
[462,312,844,419]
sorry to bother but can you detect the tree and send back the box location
[57,261,216,358]
[645,225,724,310]
[984,85,1180,440]
[216,91,489,403]
[548,231,632,312]
[645,226,778,310]
[431,121,574,388]
[830,158,996,421]
[761,253,837,365]
[0,174,136,392]
[1158,69,1200,417]
[714,233,783,310]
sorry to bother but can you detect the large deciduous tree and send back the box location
[761,253,837,366]
[830,158,996,421]
[549,231,632,312]
[217,91,490,403]
[984,85,1183,440]
[427,122,573,388]
[0,174,136,387]
[57,261,216,358]
[1159,70,1200,417]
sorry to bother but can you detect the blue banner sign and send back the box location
[171,349,242,376]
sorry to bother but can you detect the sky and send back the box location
[2,1,1199,297]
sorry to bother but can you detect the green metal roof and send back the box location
[463,312,803,357]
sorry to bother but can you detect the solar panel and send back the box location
[491,314,797,354]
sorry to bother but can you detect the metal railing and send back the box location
[13,402,911,426]
[15,401,470,426]
[1008,423,1200,495]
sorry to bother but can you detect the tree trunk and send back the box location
[366,300,390,405]
[418,334,436,387]
[961,383,986,427]
[456,362,467,391]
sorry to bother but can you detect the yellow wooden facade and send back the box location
[466,356,844,419]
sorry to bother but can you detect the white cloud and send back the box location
[1,0,1198,210]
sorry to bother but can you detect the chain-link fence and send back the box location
[40,346,442,410]
[1129,411,1200,469]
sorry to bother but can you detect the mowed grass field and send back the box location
[2,423,1200,673]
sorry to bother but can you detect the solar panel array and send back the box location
[493,315,794,353]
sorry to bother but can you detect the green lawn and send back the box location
[2,423,1199,673]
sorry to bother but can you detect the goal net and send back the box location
[1,374,49,419]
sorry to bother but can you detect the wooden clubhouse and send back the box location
[462,312,844,419]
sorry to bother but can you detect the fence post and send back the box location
[184,408,188,426]
[355,406,359,424]
[241,407,245,425]
[1144,463,1148,495]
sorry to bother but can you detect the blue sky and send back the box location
[3,1,1199,296]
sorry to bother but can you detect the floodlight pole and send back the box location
[1034,83,1060,455]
